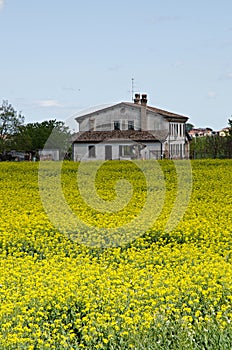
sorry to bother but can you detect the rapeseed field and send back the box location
[0,159,231,349]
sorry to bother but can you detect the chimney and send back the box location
[89,117,95,131]
[141,94,147,105]
[134,93,140,104]
[141,93,147,130]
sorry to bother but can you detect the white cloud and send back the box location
[108,64,123,72]
[227,73,232,79]
[207,91,217,99]
[172,60,184,68]
[0,0,4,11]
[37,99,62,108]
[62,86,77,92]
[150,15,181,24]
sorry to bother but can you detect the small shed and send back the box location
[39,149,60,161]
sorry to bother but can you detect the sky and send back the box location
[0,0,232,131]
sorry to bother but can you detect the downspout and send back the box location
[160,140,163,159]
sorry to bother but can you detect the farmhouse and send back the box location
[72,94,190,161]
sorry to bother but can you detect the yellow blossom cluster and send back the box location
[0,159,231,349]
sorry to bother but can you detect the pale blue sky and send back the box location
[0,0,232,131]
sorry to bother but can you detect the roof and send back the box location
[72,130,168,143]
[75,102,189,121]
[124,102,188,120]
[74,103,116,120]
[146,105,188,120]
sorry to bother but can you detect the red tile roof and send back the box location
[124,102,188,119]
[75,102,189,121]
[73,130,166,143]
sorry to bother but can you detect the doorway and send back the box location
[105,145,112,160]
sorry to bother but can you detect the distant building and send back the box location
[39,149,60,161]
[189,127,213,137]
[219,127,230,137]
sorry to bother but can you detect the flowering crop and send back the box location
[0,159,231,349]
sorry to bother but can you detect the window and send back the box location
[171,144,176,155]
[183,124,186,136]
[171,123,179,137]
[128,120,134,130]
[174,124,178,137]
[124,145,133,156]
[88,145,96,158]
[114,121,120,130]
[180,143,182,158]
[119,145,135,157]
[182,144,185,156]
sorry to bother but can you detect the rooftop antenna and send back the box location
[131,77,135,101]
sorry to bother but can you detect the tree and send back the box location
[225,119,232,158]
[186,123,194,132]
[13,119,71,157]
[0,100,24,152]
[228,118,232,136]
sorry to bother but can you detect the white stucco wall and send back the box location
[73,141,162,161]
[147,112,167,131]
[77,105,175,135]
[77,104,142,131]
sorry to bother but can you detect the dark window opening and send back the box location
[114,121,120,130]
[119,145,134,157]
[128,120,134,130]
[88,145,96,158]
